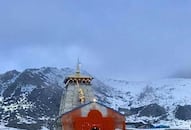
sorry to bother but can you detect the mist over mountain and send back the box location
[0,67,191,130]
[171,69,191,79]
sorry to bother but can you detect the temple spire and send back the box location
[75,58,81,76]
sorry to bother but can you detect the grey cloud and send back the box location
[0,0,191,80]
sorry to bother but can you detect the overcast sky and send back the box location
[0,0,191,81]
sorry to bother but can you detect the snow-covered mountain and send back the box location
[102,78,191,128]
[102,78,191,109]
[0,67,191,129]
[0,67,72,130]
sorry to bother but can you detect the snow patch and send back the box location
[21,84,36,93]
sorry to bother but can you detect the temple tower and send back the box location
[56,62,126,130]
[58,61,95,115]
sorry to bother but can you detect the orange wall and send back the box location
[61,107,125,130]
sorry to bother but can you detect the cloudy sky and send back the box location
[0,0,191,81]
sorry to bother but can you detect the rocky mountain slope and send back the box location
[102,78,191,128]
[0,67,191,129]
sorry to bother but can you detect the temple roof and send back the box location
[64,60,93,84]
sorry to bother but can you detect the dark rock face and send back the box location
[119,106,144,116]
[175,105,191,120]
[126,122,154,129]
[27,86,63,117]
[119,104,166,117]
[0,70,20,83]
[139,104,166,117]
[15,69,48,86]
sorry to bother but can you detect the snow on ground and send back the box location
[0,96,3,102]
[21,84,36,93]
[0,124,22,130]
[41,126,49,130]
[155,119,191,129]
[2,94,34,112]
[0,124,50,130]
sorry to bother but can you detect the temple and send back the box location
[59,61,95,115]
[56,62,125,130]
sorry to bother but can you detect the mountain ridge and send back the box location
[0,67,191,129]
